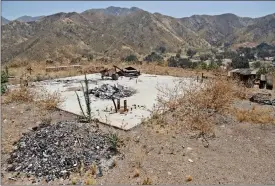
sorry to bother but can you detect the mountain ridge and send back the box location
[2,6,275,63]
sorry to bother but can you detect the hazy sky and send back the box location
[2,1,275,20]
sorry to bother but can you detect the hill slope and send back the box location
[1,17,10,25]
[1,7,275,63]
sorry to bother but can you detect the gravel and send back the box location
[6,121,116,182]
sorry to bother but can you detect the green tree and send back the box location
[157,46,166,54]
[231,56,249,69]
[125,54,138,62]
[144,52,163,62]
[252,61,261,68]
[186,48,197,59]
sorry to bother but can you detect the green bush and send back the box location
[1,70,9,94]
[125,54,138,62]
[144,52,163,62]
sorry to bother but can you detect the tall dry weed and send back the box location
[3,86,63,111]
[35,88,64,110]
[235,106,274,125]
[153,78,236,134]
[3,87,35,104]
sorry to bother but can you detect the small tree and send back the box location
[231,56,249,69]
[186,48,197,59]
[144,52,163,62]
[168,56,178,67]
[1,69,9,94]
[252,61,261,68]
[125,54,138,62]
[216,54,223,61]
[157,46,166,54]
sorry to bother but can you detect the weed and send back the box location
[41,117,52,125]
[35,89,63,110]
[142,177,152,185]
[84,177,96,185]
[71,178,77,185]
[235,106,274,125]
[108,132,119,152]
[3,87,35,104]
[90,162,97,175]
[153,78,235,134]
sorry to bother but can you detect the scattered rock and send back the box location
[168,171,172,176]
[188,159,193,163]
[186,175,192,182]
[133,169,140,177]
[186,147,192,152]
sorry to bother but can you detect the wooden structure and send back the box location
[228,68,258,88]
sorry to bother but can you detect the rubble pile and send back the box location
[249,93,275,105]
[6,122,115,182]
[89,84,137,99]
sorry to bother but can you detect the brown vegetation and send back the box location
[151,78,237,134]
[2,86,63,111]
[234,106,274,125]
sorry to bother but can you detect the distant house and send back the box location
[228,68,259,87]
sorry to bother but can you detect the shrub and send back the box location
[144,52,163,62]
[186,48,197,59]
[35,89,64,110]
[3,87,35,103]
[231,56,249,69]
[234,106,274,125]
[156,46,166,54]
[1,70,9,94]
[168,56,192,68]
[125,54,138,62]
[154,78,235,134]
[108,132,120,152]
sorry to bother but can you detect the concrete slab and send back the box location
[36,73,193,130]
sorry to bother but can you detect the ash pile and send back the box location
[6,122,116,182]
[89,84,137,99]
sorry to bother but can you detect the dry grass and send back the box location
[2,86,63,111]
[3,87,35,104]
[152,77,236,134]
[4,60,219,85]
[34,88,64,110]
[235,106,274,125]
[142,177,152,185]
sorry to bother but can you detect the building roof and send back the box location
[229,68,259,75]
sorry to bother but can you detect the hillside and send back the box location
[1,7,275,63]
[16,15,45,22]
[1,17,10,25]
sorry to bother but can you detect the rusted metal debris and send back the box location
[249,93,275,105]
[100,66,141,80]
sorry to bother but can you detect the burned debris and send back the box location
[100,66,140,80]
[88,84,137,100]
[249,93,275,105]
[6,122,116,182]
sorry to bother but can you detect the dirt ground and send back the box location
[1,98,275,185]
